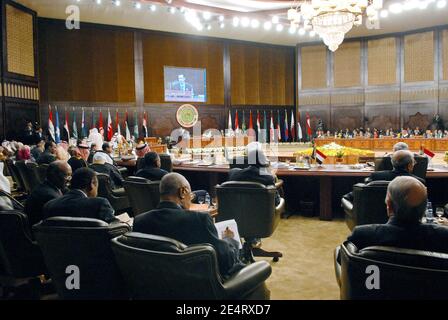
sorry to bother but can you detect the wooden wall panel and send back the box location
[334,41,361,88]
[368,37,397,85]
[301,45,327,89]
[142,33,224,104]
[404,31,434,82]
[6,4,34,77]
[443,29,448,80]
[39,21,135,103]
[230,43,294,105]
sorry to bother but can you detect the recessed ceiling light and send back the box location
[113,0,121,6]
[298,28,306,36]
[263,21,272,30]
[272,16,279,24]
[150,4,156,11]
[380,9,389,18]
[219,15,224,22]
[206,24,211,30]
[276,24,283,32]
[134,2,141,9]
[251,19,259,28]
[220,23,225,29]
[169,7,176,14]
[232,17,239,27]
[241,17,250,27]
[289,26,296,34]
[418,1,429,9]
[96,0,102,4]
[309,30,316,37]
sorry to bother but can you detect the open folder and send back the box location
[214,219,242,249]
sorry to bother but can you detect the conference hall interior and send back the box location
[1,0,448,301]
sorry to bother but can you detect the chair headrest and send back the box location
[343,241,448,269]
[36,216,109,228]
[125,176,151,183]
[366,180,390,187]
[115,232,187,253]
[218,181,268,189]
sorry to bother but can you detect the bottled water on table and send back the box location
[425,201,434,223]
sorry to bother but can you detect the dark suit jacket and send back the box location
[25,181,62,227]
[37,151,56,165]
[367,169,425,184]
[90,163,124,189]
[228,166,281,205]
[348,216,448,253]
[133,201,244,277]
[43,189,116,223]
[135,167,168,181]
[31,147,43,161]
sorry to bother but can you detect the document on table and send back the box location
[214,219,242,249]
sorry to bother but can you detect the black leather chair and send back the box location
[96,173,131,213]
[216,181,285,262]
[0,210,47,297]
[123,177,160,217]
[335,241,448,299]
[159,154,173,172]
[111,232,272,300]
[33,217,131,299]
[374,156,428,179]
[4,159,25,193]
[36,164,49,183]
[15,161,40,194]
[341,181,389,231]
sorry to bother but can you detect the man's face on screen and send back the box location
[178,75,185,83]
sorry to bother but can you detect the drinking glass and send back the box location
[436,207,445,220]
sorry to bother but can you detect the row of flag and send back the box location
[227,110,313,142]
[47,106,149,143]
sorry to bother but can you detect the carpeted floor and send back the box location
[260,216,350,300]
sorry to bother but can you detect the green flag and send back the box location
[241,111,246,133]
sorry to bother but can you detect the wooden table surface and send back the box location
[116,158,448,221]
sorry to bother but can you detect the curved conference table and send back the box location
[117,158,448,221]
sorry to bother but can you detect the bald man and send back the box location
[347,176,448,253]
[367,150,425,184]
[25,160,72,227]
[133,173,245,278]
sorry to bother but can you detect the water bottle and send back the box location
[426,201,434,223]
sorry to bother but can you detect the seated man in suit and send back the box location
[25,161,72,227]
[43,167,117,223]
[89,152,124,189]
[31,139,45,161]
[228,142,280,206]
[135,152,168,181]
[347,176,448,253]
[36,141,57,165]
[367,150,425,184]
[133,173,245,278]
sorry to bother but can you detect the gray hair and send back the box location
[387,176,427,223]
[391,150,414,171]
[160,172,190,196]
[393,142,409,152]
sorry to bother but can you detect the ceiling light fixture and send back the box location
[219,15,224,22]
[203,11,211,20]
[150,4,156,11]
[272,16,279,24]
[251,19,260,28]
[232,17,239,27]
[288,0,383,52]
[241,17,250,27]
[276,24,283,32]
[263,21,272,30]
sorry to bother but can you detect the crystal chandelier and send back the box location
[288,0,383,51]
